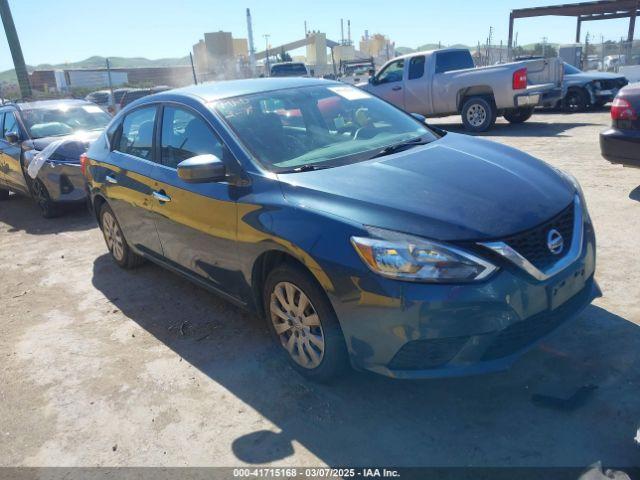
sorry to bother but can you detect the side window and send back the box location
[0,113,5,139]
[377,59,404,84]
[117,106,157,161]
[160,107,223,169]
[408,56,425,80]
[435,51,475,74]
[3,112,18,136]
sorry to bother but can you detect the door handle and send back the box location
[152,190,171,203]
[392,86,402,91]
[105,175,118,184]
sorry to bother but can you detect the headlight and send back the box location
[555,168,590,221]
[351,227,497,283]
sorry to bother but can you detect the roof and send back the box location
[1,99,93,111]
[171,77,336,102]
[392,47,468,61]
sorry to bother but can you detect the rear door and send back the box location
[431,50,476,114]
[369,58,406,109]
[149,104,240,296]
[403,55,431,114]
[0,111,29,193]
[103,105,163,255]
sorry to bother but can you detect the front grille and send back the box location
[599,78,628,90]
[388,337,469,370]
[481,277,592,361]
[502,201,574,270]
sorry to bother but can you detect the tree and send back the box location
[278,48,292,62]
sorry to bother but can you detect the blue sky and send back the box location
[0,0,637,71]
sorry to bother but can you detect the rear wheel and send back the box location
[563,88,588,112]
[31,179,58,218]
[99,203,144,269]
[461,96,496,132]
[263,262,349,382]
[0,188,9,201]
[503,107,534,124]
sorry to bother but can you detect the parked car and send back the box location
[84,78,599,381]
[119,86,171,110]
[270,62,309,77]
[85,88,133,115]
[359,48,564,132]
[0,99,110,217]
[600,84,640,168]
[559,62,628,112]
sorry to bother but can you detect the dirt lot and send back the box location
[1,110,640,469]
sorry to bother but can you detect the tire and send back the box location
[0,188,9,201]
[562,88,588,113]
[503,107,534,124]
[461,96,497,132]
[263,262,349,382]
[99,203,144,269]
[30,178,59,218]
[593,99,608,109]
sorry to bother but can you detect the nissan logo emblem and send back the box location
[547,229,564,255]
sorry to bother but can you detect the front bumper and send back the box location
[327,221,598,379]
[600,127,640,167]
[37,161,87,203]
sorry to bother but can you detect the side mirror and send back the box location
[177,154,226,183]
[411,113,427,123]
[368,77,375,85]
[5,131,20,144]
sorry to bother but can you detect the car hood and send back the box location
[277,132,575,241]
[27,130,102,151]
[565,71,627,83]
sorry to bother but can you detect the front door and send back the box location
[104,105,163,255]
[150,105,240,296]
[368,58,406,109]
[0,111,29,193]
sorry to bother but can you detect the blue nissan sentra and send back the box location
[84,78,599,381]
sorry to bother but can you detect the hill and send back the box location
[0,55,191,86]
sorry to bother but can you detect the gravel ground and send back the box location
[1,110,639,469]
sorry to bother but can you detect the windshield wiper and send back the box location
[370,137,431,159]
[279,164,334,173]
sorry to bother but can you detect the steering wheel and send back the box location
[353,126,377,141]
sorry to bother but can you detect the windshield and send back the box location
[213,85,437,173]
[563,63,582,74]
[21,105,111,139]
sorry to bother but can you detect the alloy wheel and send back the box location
[466,104,487,127]
[269,281,325,369]
[102,211,125,262]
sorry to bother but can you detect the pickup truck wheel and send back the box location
[461,97,496,132]
[503,107,534,124]
[563,88,588,113]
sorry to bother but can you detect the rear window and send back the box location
[122,90,151,106]
[271,63,307,77]
[87,92,109,104]
[435,51,475,74]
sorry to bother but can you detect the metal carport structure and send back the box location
[508,0,639,57]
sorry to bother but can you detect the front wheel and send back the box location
[99,203,144,269]
[31,178,58,218]
[461,97,497,132]
[563,88,588,113]
[263,263,349,382]
[503,107,534,124]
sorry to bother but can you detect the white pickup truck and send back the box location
[360,48,564,132]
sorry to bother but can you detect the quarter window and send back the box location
[117,106,157,160]
[160,107,223,169]
[408,56,425,80]
[376,59,404,84]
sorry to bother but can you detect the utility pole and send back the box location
[263,34,271,76]
[542,36,547,57]
[0,0,31,98]
[189,52,198,85]
[105,58,115,112]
